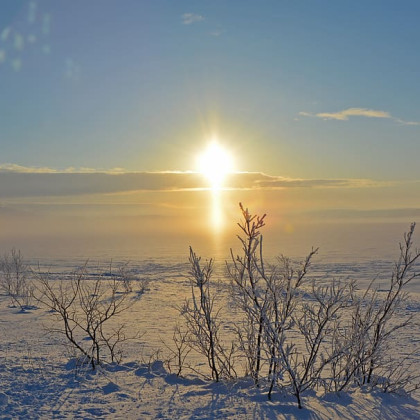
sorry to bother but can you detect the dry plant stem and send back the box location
[167,325,192,376]
[160,325,192,377]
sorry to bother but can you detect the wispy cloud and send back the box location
[299,108,420,126]
[316,108,391,120]
[210,29,224,37]
[0,163,57,173]
[0,163,126,174]
[182,13,204,25]
[393,118,420,126]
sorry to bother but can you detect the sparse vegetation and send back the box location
[180,247,237,381]
[0,248,35,311]
[1,205,418,409]
[35,263,141,370]
[177,204,419,408]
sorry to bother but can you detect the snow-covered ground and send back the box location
[1,257,420,419]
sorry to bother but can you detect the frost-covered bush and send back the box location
[328,223,420,394]
[180,204,419,409]
[0,248,35,311]
[180,247,237,381]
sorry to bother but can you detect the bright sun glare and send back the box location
[197,141,234,189]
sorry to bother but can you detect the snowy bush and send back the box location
[180,247,237,381]
[332,223,420,392]
[180,204,419,408]
[0,248,35,311]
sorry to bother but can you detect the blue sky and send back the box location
[0,1,419,259]
[1,0,419,180]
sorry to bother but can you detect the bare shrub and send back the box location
[0,249,35,311]
[116,262,150,295]
[330,223,420,393]
[362,223,419,386]
[36,264,139,370]
[162,324,192,377]
[180,247,237,381]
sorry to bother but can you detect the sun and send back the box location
[197,141,234,189]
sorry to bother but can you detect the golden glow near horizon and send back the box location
[196,140,234,190]
[210,189,223,232]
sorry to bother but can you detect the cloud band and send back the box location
[0,166,385,198]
